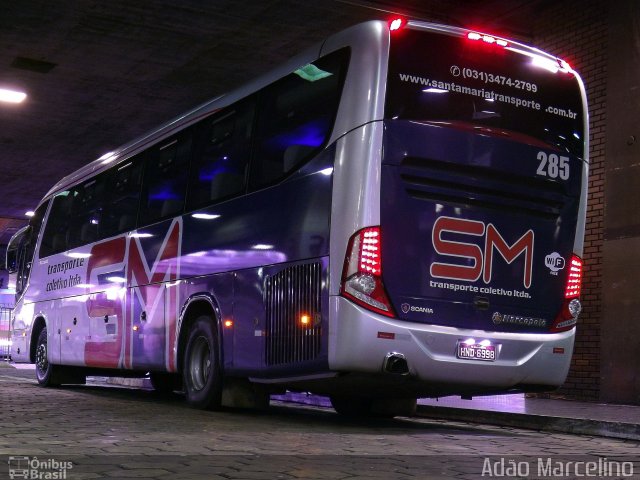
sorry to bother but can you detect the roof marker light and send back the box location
[467,32,508,48]
[0,88,26,104]
[389,18,405,31]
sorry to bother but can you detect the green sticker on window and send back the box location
[294,64,333,82]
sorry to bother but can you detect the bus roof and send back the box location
[42,19,582,201]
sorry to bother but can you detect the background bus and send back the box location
[6,19,587,416]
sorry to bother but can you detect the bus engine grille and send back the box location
[265,262,322,366]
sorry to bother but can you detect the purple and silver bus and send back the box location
[6,19,587,416]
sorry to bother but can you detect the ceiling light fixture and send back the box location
[0,88,27,104]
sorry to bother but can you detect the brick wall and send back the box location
[532,0,608,400]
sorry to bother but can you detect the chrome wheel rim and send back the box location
[35,341,48,378]
[188,335,211,391]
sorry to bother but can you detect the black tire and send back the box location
[330,396,375,417]
[150,372,182,393]
[34,327,59,387]
[182,316,223,409]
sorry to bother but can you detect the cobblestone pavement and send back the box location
[0,368,639,479]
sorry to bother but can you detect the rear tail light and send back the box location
[564,256,583,298]
[551,255,583,332]
[341,226,395,317]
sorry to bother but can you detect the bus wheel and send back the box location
[150,372,182,393]
[182,316,223,409]
[330,396,374,417]
[35,327,59,387]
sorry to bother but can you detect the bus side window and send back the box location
[101,156,144,238]
[249,48,349,191]
[40,192,74,257]
[187,100,254,210]
[26,200,49,262]
[140,133,192,226]
[12,200,49,294]
[67,175,107,248]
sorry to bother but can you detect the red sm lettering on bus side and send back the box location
[84,219,182,371]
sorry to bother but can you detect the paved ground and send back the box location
[0,365,639,479]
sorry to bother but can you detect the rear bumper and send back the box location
[328,296,575,394]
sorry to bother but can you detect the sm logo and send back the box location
[430,216,534,288]
[84,218,182,371]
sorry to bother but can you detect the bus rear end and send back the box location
[332,21,587,399]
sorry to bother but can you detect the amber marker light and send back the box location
[224,320,233,328]
[132,325,140,332]
[299,314,312,327]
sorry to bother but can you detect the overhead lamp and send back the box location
[0,88,27,104]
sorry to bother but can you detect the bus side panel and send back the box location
[59,298,89,366]
[217,173,333,377]
[10,301,47,363]
[233,258,330,378]
[233,269,266,373]
[18,153,333,375]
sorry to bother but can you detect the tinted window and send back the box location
[140,133,192,225]
[249,49,349,190]
[28,200,49,260]
[40,174,110,256]
[40,191,74,257]
[187,100,255,210]
[386,30,585,156]
[13,201,49,292]
[67,175,107,249]
[102,156,144,237]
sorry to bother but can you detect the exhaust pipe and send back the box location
[383,352,409,375]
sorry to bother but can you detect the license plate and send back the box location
[457,341,496,362]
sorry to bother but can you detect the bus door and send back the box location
[127,280,167,371]
[58,300,89,366]
[86,288,123,368]
[125,220,182,372]
[84,236,127,369]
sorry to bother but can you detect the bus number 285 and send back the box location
[536,151,570,180]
